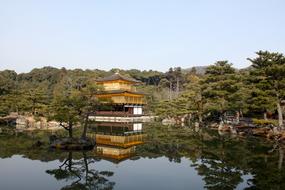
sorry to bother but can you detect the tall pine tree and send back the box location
[248,51,285,128]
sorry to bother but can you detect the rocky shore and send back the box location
[12,114,63,131]
[161,116,285,143]
[210,121,285,143]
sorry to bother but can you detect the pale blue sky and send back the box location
[0,0,284,73]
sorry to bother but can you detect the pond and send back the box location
[0,122,284,190]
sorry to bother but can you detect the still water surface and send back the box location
[0,123,284,190]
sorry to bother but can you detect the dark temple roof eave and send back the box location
[96,73,141,83]
[96,90,145,95]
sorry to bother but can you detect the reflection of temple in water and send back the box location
[90,122,145,163]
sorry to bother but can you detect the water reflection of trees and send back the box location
[1,125,284,189]
[0,130,115,189]
[194,159,244,190]
[139,124,285,190]
[46,151,115,190]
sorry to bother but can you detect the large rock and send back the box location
[218,122,230,132]
[16,116,28,130]
[267,129,285,142]
[16,115,62,131]
[209,123,219,129]
[47,121,62,130]
[252,128,270,137]
[279,132,285,142]
[162,118,176,125]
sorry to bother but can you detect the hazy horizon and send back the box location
[0,65,184,74]
[1,0,285,73]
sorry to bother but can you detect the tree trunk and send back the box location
[277,101,284,128]
[32,105,35,115]
[68,122,73,139]
[236,111,240,123]
[81,114,89,139]
[188,113,192,124]
[264,111,268,120]
[83,152,89,182]
[240,110,243,118]
[176,77,179,98]
[169,82,173,100]
[68,152,72,171]
[278,146,284,170]
[198,101,203,123]
[198,113,203,123]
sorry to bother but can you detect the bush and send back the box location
[252,119,277,127]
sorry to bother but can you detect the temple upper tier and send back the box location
[96,72,141,91]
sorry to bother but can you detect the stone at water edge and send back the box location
[280,132,285,142]
[238,131,246,136]
[273,127,280,134]
[162,118,176,125]
[229,125,237,134]
[252,128,270,137]
[50,138,95,150]
[218,122,230,131]
[209,123,218,128]
[194,122,199,128]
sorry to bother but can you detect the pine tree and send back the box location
[248,51,285,128]
[201,61,240,117]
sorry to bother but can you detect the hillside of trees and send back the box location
[0,50,284,128]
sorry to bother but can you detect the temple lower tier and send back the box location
[95,104,143,116]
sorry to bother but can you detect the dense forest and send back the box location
[0,50,284,128]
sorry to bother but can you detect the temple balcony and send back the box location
[97,95,145,105]
[102,84,137,92]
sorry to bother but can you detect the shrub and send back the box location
[252,119,277,127]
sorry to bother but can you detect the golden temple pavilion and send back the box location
[95,72,145,116]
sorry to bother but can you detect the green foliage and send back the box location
[154,51,285,123]
[201,61,241,113]
[248,51,285,126]
[48,76,101,138]
[0,50,284,124]
[0,70,17,96]
[252,119,278,126]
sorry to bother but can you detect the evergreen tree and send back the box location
[201,61,240,117]
[48,75,100,139]
[248,51,285,128]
